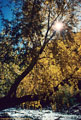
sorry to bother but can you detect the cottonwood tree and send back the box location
[0,0,81,110]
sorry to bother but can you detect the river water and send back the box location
[0,108,81,120]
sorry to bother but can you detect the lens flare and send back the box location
[52,21,64,32]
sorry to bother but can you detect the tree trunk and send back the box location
[0,16,55,111]
[0,95,39,111]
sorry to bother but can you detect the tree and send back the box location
[19,31,81,109]
[0,0,81,110]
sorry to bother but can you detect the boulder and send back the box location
[67,103,81,115]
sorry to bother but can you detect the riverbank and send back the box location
[0,106,81,120]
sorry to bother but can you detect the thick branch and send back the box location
[7,7,54,98]
[0,94,39,111]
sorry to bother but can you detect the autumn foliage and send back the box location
[0,0,81,111]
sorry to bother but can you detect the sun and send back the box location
[52,21,64,32]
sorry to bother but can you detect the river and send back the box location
[0,108,81,120]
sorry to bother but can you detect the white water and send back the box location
[1,108,81,120]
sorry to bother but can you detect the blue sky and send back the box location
[0,0,24,49]
[0,0,15,32]
[0,0,81,33]
[1,0,13,19]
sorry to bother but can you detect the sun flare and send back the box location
[52,21,64,32]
